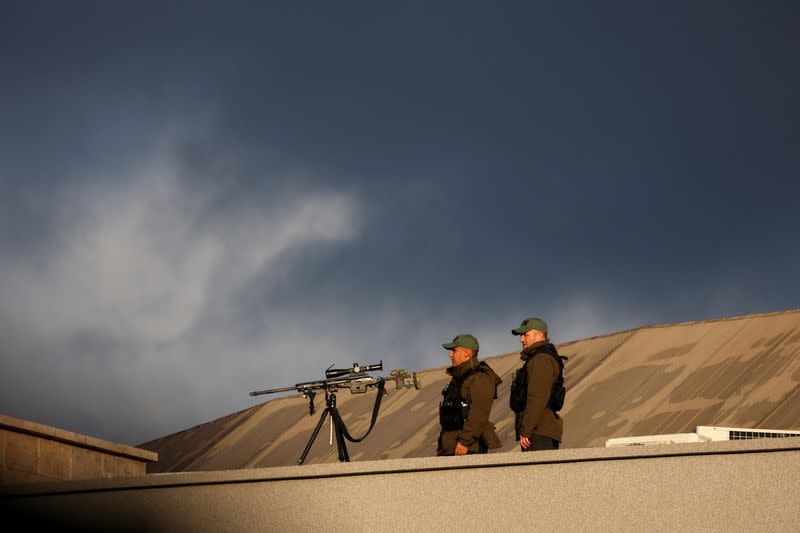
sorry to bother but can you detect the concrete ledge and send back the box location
[3,437,800,531]
[0,415,156,463]
[0,414,157,485]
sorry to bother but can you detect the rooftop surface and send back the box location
[4,437,800,532]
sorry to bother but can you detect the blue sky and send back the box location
[1,1,798,445]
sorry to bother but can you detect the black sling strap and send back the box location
[333,379,386,443]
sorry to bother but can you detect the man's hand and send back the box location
[455,442,469,456]
[520,436,531,450]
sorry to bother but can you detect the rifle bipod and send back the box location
[297,380,386,465]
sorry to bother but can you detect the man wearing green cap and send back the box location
[437,333,503,456]
[509,317,566,451]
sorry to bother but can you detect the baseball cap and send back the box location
[511,317,548,335]
[442,334,479,353]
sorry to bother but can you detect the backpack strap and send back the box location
[534,344,568,412]
[537,344,567,379]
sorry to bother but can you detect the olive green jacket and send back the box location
[515,341,564,442]
[438,356,503,455]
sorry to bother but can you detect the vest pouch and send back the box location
[548,384,566,412]
[509,367,528,413]
[439,398,469,431]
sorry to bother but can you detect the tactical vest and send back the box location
[509,344,568,414]
[439,364,495,431]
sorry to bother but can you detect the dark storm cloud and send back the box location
[1,1,798,445]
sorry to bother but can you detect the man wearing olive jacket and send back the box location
[437,334,503,456]
[510,317,564,451]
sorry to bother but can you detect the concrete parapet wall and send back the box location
[3,437,800,531]
[0,414,157,484]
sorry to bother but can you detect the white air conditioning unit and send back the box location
[695,425,800,441]
[605,425,800,447]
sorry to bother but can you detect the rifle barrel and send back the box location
[249,385,299,396]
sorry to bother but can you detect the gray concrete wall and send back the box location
[0,414,157,484]
[3,437,799,532]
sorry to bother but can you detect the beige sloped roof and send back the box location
[141,308,800,472]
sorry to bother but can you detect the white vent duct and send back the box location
[605,425,800,447]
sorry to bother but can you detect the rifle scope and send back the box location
[325,361,383,379]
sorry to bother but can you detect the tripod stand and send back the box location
[297,390,349,465]
[297,381,386,465]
